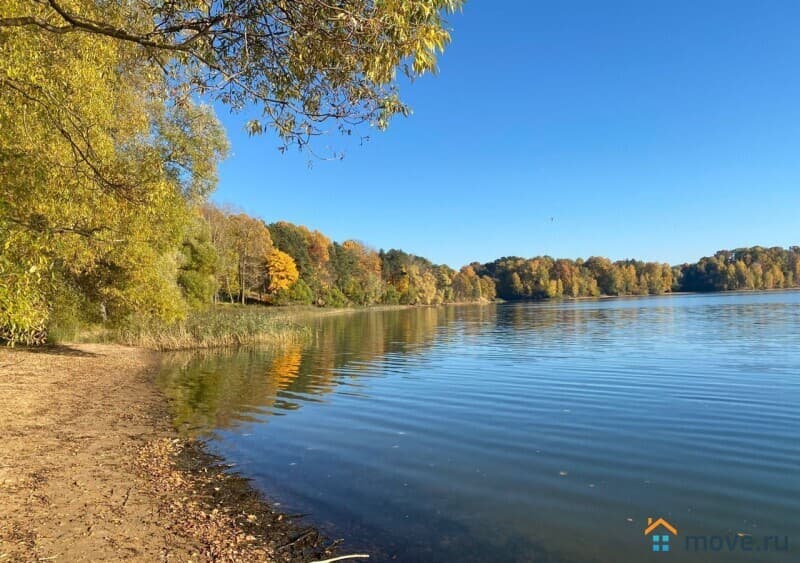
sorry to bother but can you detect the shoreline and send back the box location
[0,344,337,562]
[508,286,800,303]
[55,286,800,352]
[59,301,498,352]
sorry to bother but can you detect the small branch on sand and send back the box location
[276,528,316,551]
[121,487,132,508]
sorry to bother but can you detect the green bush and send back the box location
[319,286,348,308]
[381,284,401,305]
[283,279,314,304]
[178,270,217,308]
[46,282,101,343]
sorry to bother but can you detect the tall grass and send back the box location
[112,306,313,351]
[50,303,428,350]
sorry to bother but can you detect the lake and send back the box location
[158,291,800,562]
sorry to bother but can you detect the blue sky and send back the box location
[211,0,800,268]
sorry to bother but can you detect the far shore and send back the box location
[518,286,800,303]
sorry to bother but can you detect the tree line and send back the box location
[179,204,800,309]
[186,205,497,309]
[678,247,800,292]
[479,256,675,299]
[476,247,800,300]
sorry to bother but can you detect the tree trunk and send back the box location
[240,262,246,304]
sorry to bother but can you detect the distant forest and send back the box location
[196,205,799,306]
[480,246,800,300]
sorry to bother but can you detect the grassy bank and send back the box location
[119,307,314,350]
[48,301,499,351]
[51,305,316,351]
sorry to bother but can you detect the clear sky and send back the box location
[211,0,800,268]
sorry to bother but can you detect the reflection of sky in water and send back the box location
[159,291,800,563]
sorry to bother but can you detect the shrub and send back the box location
[318,286,348,308]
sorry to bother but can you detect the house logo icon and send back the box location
[644,517,678,552]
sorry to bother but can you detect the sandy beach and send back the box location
[0,344,334,562]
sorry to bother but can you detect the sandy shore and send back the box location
[0,344,335,562]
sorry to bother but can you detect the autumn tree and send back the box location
[226,214,273,304]
[268,221,332,300]
[0,3,227,342]
[331,240,383,305]
[265,249,299,295]
[452,266,482,302]
[480,276,497,301]
[202,205,240,302]
[404,265,437,305]
[2,0,463,152]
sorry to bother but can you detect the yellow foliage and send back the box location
[0,0,226,341]
[265,250,299,294]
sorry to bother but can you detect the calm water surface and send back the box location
[158,292,800,562]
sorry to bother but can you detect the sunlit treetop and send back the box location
[2,0,463,151]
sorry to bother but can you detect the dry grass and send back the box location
[52,302,433,351]
[64,306,315,351]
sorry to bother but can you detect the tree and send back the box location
[265,249,299,295]
[283,279,314,305]
[178,215,219,308]
[509,272,525,298]
[406,265,437,305]
[227,214,273,303]
[433,265,455,303]
[1,6,227,341]
[2,0,463,152]
[479,276,497,301]
[202,204,240,303]
[268,221,332,300]
[329,240,383,305]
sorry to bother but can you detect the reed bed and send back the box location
[112,306,313,351]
